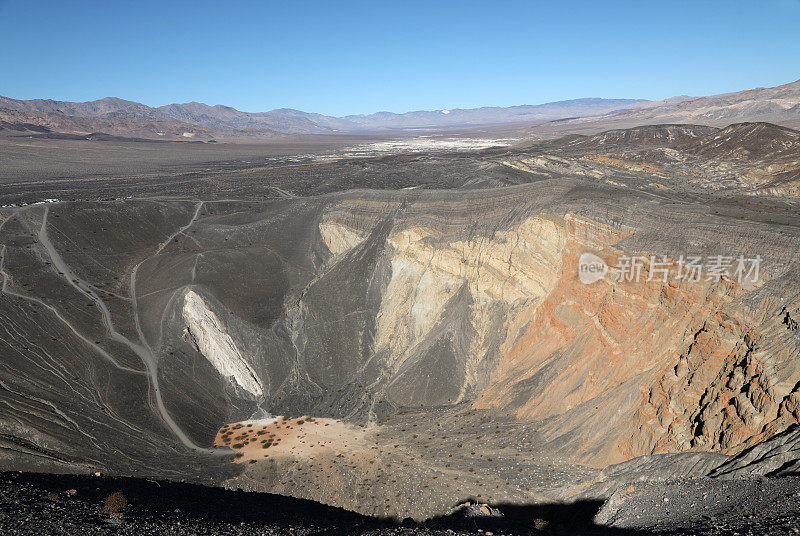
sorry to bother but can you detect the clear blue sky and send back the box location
[1,0,798,116]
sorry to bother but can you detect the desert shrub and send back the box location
[103,490,127,514]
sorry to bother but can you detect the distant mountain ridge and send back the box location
[555,79,800,132]
[0,95,652,134]
[1,78,799,138]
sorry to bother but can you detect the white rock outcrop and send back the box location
[182,290,263,397]
[319,221,366,256]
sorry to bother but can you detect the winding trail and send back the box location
[29,202,226,454]
[0,246,145,375]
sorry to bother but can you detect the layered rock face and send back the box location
[320,198,800,467]
[1,176,799,516]
[366,215,566,406]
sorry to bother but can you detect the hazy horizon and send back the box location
[0,92,663,117]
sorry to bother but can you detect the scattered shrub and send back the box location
[103,490,127,514]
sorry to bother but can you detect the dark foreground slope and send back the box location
[5,471,800,535]
[0,471,622,536]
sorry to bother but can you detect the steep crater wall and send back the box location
[2,184,799,490]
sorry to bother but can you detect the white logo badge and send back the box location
[578,253,608,285]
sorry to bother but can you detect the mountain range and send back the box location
[0,95,652,136]
[548,78,800,134]
[1,78,799,139]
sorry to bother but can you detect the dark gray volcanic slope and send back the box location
[1,123,800,530]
